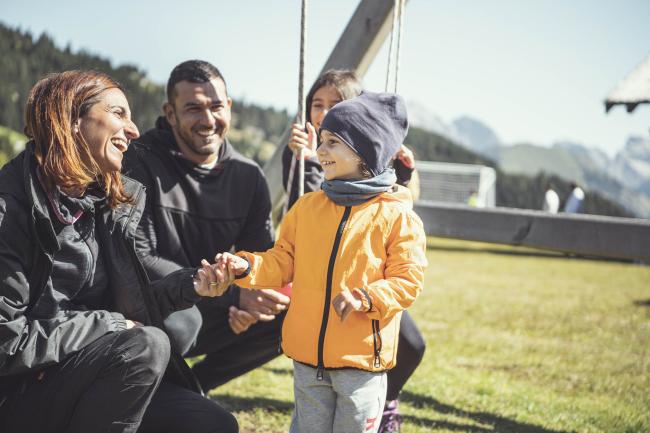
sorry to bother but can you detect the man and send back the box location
[543,183,560,213]
[563,182,585,214]
[124,60,289,392]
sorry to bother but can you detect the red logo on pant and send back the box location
[365,416,377,431]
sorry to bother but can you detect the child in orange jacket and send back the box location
[208,91,427,433]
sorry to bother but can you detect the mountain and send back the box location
[407,98,650,218]
[406,101,463,144]
[554,140,610,174]
[451,116,502,160]
[611,135,650,195]
[0,23,631,218]
[406,103,502,160]
[496,139,650,218]
[498,143,585,183]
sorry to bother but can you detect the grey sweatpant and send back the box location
[290,361,387,433]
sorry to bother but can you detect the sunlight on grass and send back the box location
[209,237,650,433]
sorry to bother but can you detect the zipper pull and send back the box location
[316,366,324,381]
[374,353,381,368]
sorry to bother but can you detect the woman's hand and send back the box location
[194,258,231,297]
[331,289,367,322]
[288,122,317,159]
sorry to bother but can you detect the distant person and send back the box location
[283,69,426,433]
[543,183,560,213]
[123,60,288,396]
[0,70,236,433]
[214,91,427,433]
[467,190,479,207]
[563,182,585,213]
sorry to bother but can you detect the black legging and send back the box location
[387,310,426,401]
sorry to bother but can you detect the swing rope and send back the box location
[285,0,405,216]
[385,0,405,93]
[284,0,308,216]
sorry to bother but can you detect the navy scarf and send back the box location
[321,168,396,206]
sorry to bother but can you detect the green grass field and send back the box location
[209,238,650,433]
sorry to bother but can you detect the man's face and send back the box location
[164,78,232,164]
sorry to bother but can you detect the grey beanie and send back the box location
[320,91,409,177]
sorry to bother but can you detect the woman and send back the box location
[0,70,237,433]
[282,70,426,433]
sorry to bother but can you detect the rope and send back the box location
[385,0,405,93]
[394,0,405,93]
[284,0,308,217]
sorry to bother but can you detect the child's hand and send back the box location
[288,122,317,159]
[332,289,366,322]
[215,252,249,276]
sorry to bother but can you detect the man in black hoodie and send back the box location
[124,60,289,393]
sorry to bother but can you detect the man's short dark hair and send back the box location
[166,60,227,103]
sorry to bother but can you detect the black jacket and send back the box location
[123,117,274,306]
[0,144,202,396]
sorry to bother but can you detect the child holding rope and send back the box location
[207,91,427,433]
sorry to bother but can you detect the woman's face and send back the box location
[317,130,363,181]
[77,88,139,173]
[310,85,342,131]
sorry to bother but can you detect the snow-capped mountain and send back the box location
[406,99,650,217]
[611,135,650,195]
[452,116,502,160]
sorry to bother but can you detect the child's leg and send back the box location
[331,370,387,433]
[290,361,336,433]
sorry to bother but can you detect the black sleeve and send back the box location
[123,148,241,309]
[282,145,324,210]
[148,267,202,319]
[0,195,126,376]
[123,148,184,281]
[235,167,275,253]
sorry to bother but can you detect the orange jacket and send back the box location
[236,186,427,373]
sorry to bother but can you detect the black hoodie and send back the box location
[123,117,274,307]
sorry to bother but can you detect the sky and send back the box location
[3,0,649,157]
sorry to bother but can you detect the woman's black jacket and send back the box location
[0,144,202,399]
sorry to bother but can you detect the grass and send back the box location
[208,237,650,433]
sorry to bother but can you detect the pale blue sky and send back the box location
[3,0,649,156]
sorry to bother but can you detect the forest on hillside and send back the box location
[0,23,630,217]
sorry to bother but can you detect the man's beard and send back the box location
[176,124,224,156]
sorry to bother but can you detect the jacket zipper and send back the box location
[316,206,352,380]
[372,320,382,368]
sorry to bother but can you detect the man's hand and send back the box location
[331,289,366,322]
[239,288,290,321]
[228,306,259,334]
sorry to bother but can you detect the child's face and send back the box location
[310,85,342,131]
[317,130,363,181]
